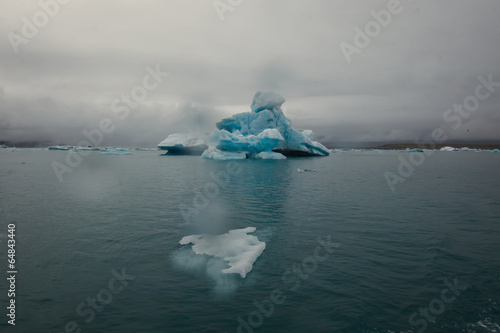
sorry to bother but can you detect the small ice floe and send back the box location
[178,227,265,279]
[134,147,157,151]
[99,147,132,155]
[254,151,286,160]
[492,149,499,153]
[440,146,460,152]
[297,168,317,173]
[401,148,424,153]
[48,146,72,151]
[74,146,100,152]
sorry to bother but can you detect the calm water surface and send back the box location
[0,149,499,332]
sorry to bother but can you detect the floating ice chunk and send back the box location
[75,146,100,152]
[297,168,316,173]
[401,148,423,153]
[440,146,459,152]
[255,151,286,159]
[179,227,266,278]
[492,149,499,153]
[157,132,208,154]
[48,146,71,151]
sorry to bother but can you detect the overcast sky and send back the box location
[1,0,499,146]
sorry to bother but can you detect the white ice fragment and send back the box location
[297,168,316,173]
[255,151,286,159]
[157,132,208,153]
[440,146,459,151]
[201,147,247,160]
[179,227,266,278]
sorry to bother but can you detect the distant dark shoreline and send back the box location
[361,143,500,150]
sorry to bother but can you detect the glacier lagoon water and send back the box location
[1,149,499,333]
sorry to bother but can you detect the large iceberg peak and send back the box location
[251,91,286,113]
[158,91,330,159]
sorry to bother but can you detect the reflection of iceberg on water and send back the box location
[157,92,330,159]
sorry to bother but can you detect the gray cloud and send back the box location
[1,0,499,146]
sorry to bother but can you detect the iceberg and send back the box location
[157,132,208,155]
[209,91,330,159]
[179,227,265,278]
[157,92,330,159]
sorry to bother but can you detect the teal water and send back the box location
[0,149,499,332]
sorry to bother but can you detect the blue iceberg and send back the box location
[158,92,330,159]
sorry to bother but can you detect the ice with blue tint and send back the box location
[201,91,330,160]
[157,91,330,159]
[202,127,285,159]
[179,227,266,278]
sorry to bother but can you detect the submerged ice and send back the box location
[158,91,330,159]
[179,227,265,278]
